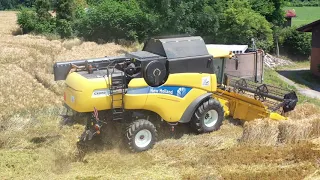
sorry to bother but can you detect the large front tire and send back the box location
[125,119,158,152]
[191,98,224,133]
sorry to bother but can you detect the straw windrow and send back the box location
[240,103,320,145]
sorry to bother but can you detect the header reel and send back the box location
[224,75,298,113]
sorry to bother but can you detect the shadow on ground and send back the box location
[277,69,320,92]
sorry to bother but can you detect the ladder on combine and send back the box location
[108,67,126,121]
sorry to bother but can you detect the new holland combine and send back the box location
[53,36,298,152]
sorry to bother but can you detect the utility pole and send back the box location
[276,35,279,57]
[273,25,280,57]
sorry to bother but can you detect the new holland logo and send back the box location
[126,86,192,98]
[201,76,210,87]
[177,87,187,98]
[150,88,174,95]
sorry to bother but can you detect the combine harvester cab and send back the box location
[53,35,298,152]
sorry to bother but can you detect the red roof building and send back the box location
[286,9,297,18]
[285,9,297,27]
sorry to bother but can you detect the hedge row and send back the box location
[16,0,312,58]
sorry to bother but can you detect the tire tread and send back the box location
[125,119,158,152]
[191,98,224,133]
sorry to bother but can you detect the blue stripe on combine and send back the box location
[127,86,192,98]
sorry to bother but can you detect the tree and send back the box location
[35,0,51,20]
[21,0,36,8]
[56,0,74,21]
[55,0,75,38]
[249,0,275,17]
[17,0,55,34]
[249,0,286,54]
[0,0,19,10]
[137,0,224,39]
[218,0,274,50]
[85,0,103,5]
[249,0,286,26]
[17,7,37,33]
[280,26,312,59]
[74,0,157,42]
[269,0,286,26]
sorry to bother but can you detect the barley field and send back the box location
[1,11,320,180]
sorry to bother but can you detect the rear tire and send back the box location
[125,119,157,152]
[191,98,224,133]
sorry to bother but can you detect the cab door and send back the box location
[212,57,225,84]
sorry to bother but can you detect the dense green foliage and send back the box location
[0,0,19,10]
[17,8,37,33]
[279,26,312,59]
[250,0,287,26]
[55,0,75,38]
[13,0,313,57]
[218,0,273,50]
[137,0,225,39]
[74,0,158,42]
[17,0,55,34]
[0,0,59,10]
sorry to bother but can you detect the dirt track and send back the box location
[277,69,320,100]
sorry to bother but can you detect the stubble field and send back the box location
[1,11,320,180]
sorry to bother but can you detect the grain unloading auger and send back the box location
[53,35,298,152]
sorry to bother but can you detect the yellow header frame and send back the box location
[206,46,234,58]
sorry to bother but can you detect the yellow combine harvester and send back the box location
[54,36,298,152]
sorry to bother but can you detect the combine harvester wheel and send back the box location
[191,98,224,133]
[125,119,158,152]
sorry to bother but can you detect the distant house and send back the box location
[297,19,320,77]
[285,9,296,27]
